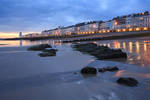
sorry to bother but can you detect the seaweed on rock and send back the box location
[72,43,127,60]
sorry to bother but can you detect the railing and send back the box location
[71,27,150,36]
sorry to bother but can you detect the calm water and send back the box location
[1,37,150,67]
[95,36,150,67]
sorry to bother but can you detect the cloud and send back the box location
[0,0,149,33]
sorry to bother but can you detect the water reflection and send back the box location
[0,40,63,47]
[136,42,140,53]
[20,40,22,47]
[123,42,126,49]
[97,38,150,67]
[114,70,150,78]
[1,38,150,67]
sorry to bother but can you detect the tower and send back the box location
[19,32,22,38]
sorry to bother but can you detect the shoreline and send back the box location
[2,31,150,42]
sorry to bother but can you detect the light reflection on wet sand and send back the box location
[96,38,150,67]
[0,40,63,47]
[114,70,150,78]
[1,37,150,67]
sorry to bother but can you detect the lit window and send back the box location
[140,17,144,20]
[114,21,118,26]
[142,12,145,15]
[77,27,80,31]
[93,24,96,28]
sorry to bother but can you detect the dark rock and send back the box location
[98,66,119,73]
[28,44,52,51]
[117,77,139,87]
[42,49,58,53]
[106,66,119,72]
[38,52,56,57]
[81,67,97,75]
[72,43,127,60]
[98,68,107,73]
[74,72,78,75]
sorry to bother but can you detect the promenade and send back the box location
[61,31,150,42]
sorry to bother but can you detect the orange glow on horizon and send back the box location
[0,32,39,38]
[0,33,18,38]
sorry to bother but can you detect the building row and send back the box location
[42,11,150,36]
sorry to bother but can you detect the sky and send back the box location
[0,0,150,36]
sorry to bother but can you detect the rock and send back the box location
[27,44,58,57]
[98,66,119,73]
[38,52,56,57]
[28,44,52,51]
[72,43,127,60]
[81,67,97,75]
[74,72,78,75]
[42,49,58,53]
[98,68,107,73]
[117,77,139,87]
[106,66,119,72]
[45,48,54,50]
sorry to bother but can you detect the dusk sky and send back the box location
[0,0,150,35]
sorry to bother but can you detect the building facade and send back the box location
[41,11,150,36]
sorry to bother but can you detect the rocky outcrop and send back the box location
[98,66,119,73]
[81,67,97,75]
[81,66,119,75]
[39,52,56,57]
[27,44,57,57]
[72,43,127,60]
[117,77,139,87]
[27,44,52,51]
[42,49,58,53]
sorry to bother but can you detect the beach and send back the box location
[0,37,150,100]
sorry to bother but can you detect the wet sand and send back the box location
[0,44,150,100]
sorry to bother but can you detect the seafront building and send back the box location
[23,33,40,37]
[41,11,150,36]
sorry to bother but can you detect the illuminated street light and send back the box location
[107,30,110,32]
[123,29,126,32]
[117,29,121,32]
[144,27,148,30]
[136,27,140,31]
[129,28,133,31]
[103,30,106,33]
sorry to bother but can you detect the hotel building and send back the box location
[41,11,150,36]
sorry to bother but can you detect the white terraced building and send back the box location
[41,11,150,36]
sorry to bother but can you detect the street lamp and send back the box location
[144,27,148,30]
